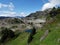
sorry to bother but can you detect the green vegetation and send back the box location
[0,7,60,45]
[0,28,15,43]
[29,7,60,45]
[30,29,45,45]
[27,27,36,44]
[4,32,29,45]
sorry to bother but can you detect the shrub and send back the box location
[31,27,36,36]
[27,27,36,44]
[1,34,8,43]
[28,34,33,44]
[0,28,15,43]
[8,30,15,38]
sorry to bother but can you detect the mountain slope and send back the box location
[29,13,60,45]
[1,7,60,45]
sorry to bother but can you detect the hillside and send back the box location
[29,14,60,45]
[25,11,47,19]
[0,7,60,45]
[0,17,27,32]
[6,13,60,45]
[26,8,52,19]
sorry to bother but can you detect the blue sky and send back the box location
[0,0,60,17]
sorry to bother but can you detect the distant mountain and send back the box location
[0,16,25,19]
[0,16,12,19]
[14,16,25,18]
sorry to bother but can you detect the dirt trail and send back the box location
[40,30,49,42]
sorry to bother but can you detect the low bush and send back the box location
[0,28,15,43]
[27,27,36,44]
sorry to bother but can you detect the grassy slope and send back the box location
[29,14,60,45]
[4,14,60,45]
[30,29,45,45]
[5,32,29,45]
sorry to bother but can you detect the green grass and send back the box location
[29,14,60,45]
[30,29,45,45]
[40,25,60,45]
[4,32,29,45]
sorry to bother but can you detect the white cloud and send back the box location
[42,0,60,11]
[19,12,27,17]
[0,2,27,17]
[0,11,16,17]
[0,2,14,11]
[49,0,60,5]
[8,2,14,11]
[0,11,27,17]
[42,3,55,11]
[0,3,2,8]
[0,2,16,17]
